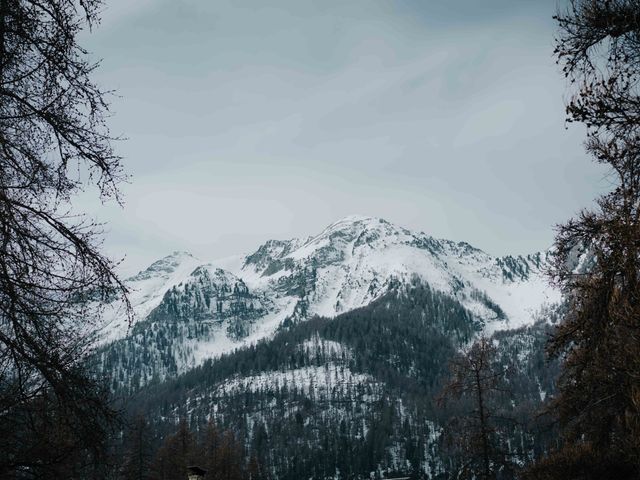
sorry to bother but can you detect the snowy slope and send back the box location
[236,215,559,329]
[98,251,202,344]
[97,215,561,382]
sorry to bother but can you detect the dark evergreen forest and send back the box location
[112,281,561,479]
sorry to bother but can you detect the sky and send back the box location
[79,0,608,276]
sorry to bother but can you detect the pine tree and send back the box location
[216,430,244,480]
[201,421,221,480]
[439,336,514,479]
[122,415,154,480]
[526,2,640,478]
[151,419,195,480]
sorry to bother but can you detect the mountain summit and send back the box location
[97,216,560,386]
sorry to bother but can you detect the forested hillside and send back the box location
[94,216,561,398]
[114,280,561,479]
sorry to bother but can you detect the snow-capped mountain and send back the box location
[96,215,560,389]
[235,215,558,329]
[98,250,202,344]
[126,281,560,480]
[98,215,571,479]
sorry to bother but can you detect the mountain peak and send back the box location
[128,250,199,282]
[331,214,385,224]
[167,250,197,260]
[317,215,394,237]
[99,215,561,381]
[324,215,391,231]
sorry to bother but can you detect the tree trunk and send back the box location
[476,369,491,479]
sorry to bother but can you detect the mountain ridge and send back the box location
[95,215,560,392]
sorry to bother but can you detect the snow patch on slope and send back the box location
[98,251,201,344]
[216,364,380,398]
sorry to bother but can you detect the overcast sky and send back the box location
[80,0,607,276]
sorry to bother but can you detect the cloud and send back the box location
[80,0,607,274]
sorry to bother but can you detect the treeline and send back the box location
[95,271,269,394]
[116,281,560,479]
[120,416,260,480]
[126,280,480,418]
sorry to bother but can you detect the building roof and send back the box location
[187,465,207,475]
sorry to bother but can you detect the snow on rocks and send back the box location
[97,215,560,374]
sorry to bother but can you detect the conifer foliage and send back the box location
[528,2,640,478]
[145,419,249,480]
[122,284,557,480]
[122,415,155,480]
[439,336,516,479]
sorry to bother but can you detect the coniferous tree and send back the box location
[201,421,223,480]
[526,2,640,478]
[215,430,244,480]
[439,336,515,479]
[150,419,196,480]
[122,415,154,480]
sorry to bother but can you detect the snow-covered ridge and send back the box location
[98,251,202,344]
[236,215,559,327]
[97,215,560,378]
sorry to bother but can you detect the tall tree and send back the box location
[122,415,154,480]
[150,419,196,480]
[527,2,640,478]
[439,336,514,479]
[214,430,244,480]
[0,0,129,476]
